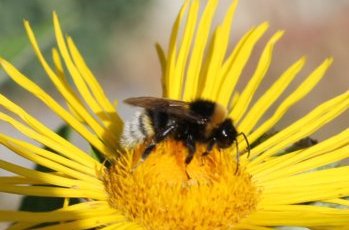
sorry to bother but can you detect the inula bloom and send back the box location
[1,0,349,229]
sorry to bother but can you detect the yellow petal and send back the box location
[248,58,333,146]
[182,0,218,100]
[52,14,120,150]
[0,201,118,222]
[250,90,348,164]
[239,56,306,133]
[0,159,101,191]
[247,205,349,226]
[0,58,116,158]
[0,184,106,200]
[164,1,189,98]
[172,0,200,100]
[0,133,100,182]
[231,31,284,122]
[66,37,123,145]
[0,93,98,167]
[200,0,240,100]
[155,43,166,86]
[215,22,269,106]
[250,128,349,177]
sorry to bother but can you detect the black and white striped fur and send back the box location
[121,111,154,148]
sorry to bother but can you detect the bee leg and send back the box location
[234,140,240,175]
[142,141,156,160]
[202,138,216,156]
[142,124,176,160]
[184,134,196,164]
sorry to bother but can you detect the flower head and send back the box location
[1,0,349,229]
[104,140,260,229]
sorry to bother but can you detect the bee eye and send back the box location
[214,119,238,148]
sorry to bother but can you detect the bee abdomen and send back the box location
[121,111,155,149]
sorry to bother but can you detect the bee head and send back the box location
[214,118,238,148]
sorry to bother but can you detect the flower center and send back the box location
[103,140,260,229]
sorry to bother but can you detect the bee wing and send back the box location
[124,97,206,123]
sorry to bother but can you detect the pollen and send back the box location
[103,140,261,229]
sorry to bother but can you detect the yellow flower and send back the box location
[1,0,349,229]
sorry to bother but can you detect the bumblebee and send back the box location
[121,97,249,166]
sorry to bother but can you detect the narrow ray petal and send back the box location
[248,58,333,145]
[251,90,348,163]
[33,215,128,230]
[52,47,87,122]
[155,43,166,76]
[260,167,349,204]
[201,22,269,102]
[248,205,349,226]
[0,112,96,175]
[201,0,240,100]
[0,58,115,157]
[0,94,99,167]
[0,185,106,200]
[183,0,218,100]
[99,222,144,230]
[66,37,123,126]
[164,1,189,98]
[231,31,284,122]
[259,147,349,183]
[236,224,275,230]
[156,43,167,94]
[0,134,101,182]
[0,201,116,222]
[52,15,119,149]
[172,0,199,100]
[23,21,106,136]
[239,57,306,132]
[250,128,349,177]
[0,176,41,185]
[0,159,102,190]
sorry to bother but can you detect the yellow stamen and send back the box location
[103,140,260,229]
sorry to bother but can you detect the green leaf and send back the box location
[90,144,106,163]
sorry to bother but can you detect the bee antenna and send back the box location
[234,132,250,175]
[238,132,250,158]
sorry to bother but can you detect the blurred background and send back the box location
[0,0,348,228]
